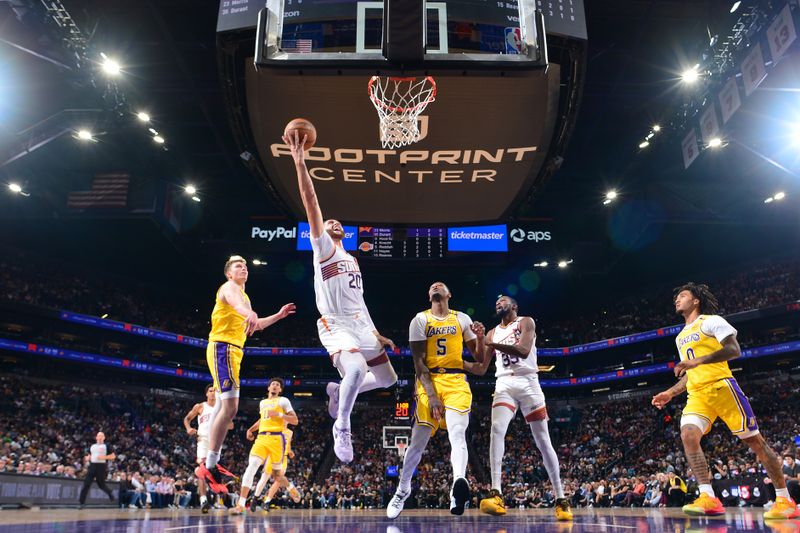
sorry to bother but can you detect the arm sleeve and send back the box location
[457,312,477,342]
[279,397,295,414]
[408,313,427,342]
[700,315,737,342]
[310,231,335,261]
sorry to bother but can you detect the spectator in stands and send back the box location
[783,454,800,502]
[667,471,686,507]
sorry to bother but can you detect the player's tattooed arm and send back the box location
[651,374,688,409]
[410,340,444,420]
[486,317,535,359]
[673,335,741,376]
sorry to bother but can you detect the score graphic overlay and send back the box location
[395,401,411,421]
[358,227,445,259]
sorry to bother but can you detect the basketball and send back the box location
[284,118,317,149]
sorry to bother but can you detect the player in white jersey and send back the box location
[284,131,398,463]
[464,295,572,521]
[184,384,218,513]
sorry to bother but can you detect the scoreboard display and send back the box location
[357,227,445,260]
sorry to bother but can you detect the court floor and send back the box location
[0,507,797,532]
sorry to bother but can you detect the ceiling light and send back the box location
[191,196,201,202]
[77,129,93,140]
[153,135,165,144]
[101,57,121,76]
[8,183,22,193]
[774,191,786,200]
[137,112,150,123]
[681,68,699,84]
[148,128,158,135]
[185,185,197,195]
[558,260,569,268]
[708,137,722,148]
[534,261,548,268]
[603,199,612,205]
[652,125,661,132]
[639,141,650,149]
[252,259,266,266]
[730,1,741,13]
[764,197,774,203]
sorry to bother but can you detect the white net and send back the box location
[397,443,407,459]
[368,76,437,149]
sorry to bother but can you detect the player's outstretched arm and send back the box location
[410,340,444,420]
[487,317,535,359]
[463,327,494,376]
[651,374,687,409]
[283,131,324,238]
[256,303,297,331]
[183,403,202,435]
[220,281,259,335]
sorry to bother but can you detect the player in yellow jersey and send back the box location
[232,378,299,514]
[248,428,300,512]
[652,283,798,519]
[196,256,296,494]
[387,281,484,519]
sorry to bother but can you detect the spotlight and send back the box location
[153,135,165,144]
[639,141,650,149]
[191,196,201,202]
[730,1,741,13]
[101,56,121,76]
[652,125,661,132]
[252,259,266,266]
[77,129,93,141]
[708,137,723,148]
[681,67,699,84]
[774,192,786,200]
[606,190,618,199]
[557,260,569,268]
[764,197,774,203]
[534,261,548,268]
[137,112,151,123]
[185,185,197,195]
[9,183,22,193]
[148,128,159,135]
[646,132,655,140]
[603,199,612,205]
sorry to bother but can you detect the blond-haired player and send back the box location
[653,282,798,519]
[387,282,484,519]
[232,378,299,514]
[284,132,397,464]
[195,256,296,493]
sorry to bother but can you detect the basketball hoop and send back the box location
[397,442,407,459]
[368,76,436,149]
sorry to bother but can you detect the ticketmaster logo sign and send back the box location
[447,224,508,252]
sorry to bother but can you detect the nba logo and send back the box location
[505,27,523,54]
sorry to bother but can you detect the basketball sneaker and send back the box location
[201,497,212,514]
[764,497,800,519]
[479,489,506,516]
[332,424,353,463]
[326,382,340,419]
[194,464,228,494]
[555,498,574,521]
[682,493,725,516]
[230,504,246,515]
[248,496,261,513]
[288,485,302,504]
[450,477,470,516]
[386,488,410,519]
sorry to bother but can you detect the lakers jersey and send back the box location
[258,396,294,433]
[409,309,476,369]
[675,314,737,393]
[209,283,251,347]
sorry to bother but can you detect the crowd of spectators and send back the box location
[2,371,797,510]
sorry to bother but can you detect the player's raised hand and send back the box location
[282,131,308,165]
[471,321,485,339]
[277,303,297,319]
[651,391,672,410]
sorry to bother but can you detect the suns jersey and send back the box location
[197,402,214,438]
[409,310,476,369]
[209,283,251,347]
[257,396,294,433]
[311,232,373,324]
[675,314,737,393]
[491,317,538,378]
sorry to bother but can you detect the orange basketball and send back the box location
[284,118,317,149]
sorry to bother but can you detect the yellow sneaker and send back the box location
[555,498,573,521]
[288,485,301,504]
[682,493,725,516]
[479,489,506,516]
[230,504,246,515]
[764,497,800,520]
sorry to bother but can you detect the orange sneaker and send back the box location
[764,497,800,520]
[682,493,725,516]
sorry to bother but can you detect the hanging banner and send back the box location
[767,4,797,63]
[741,43,767,96]
[718,76,742,125]
[699,103,721,145]
[682,130,699,169]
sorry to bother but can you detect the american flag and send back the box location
[67,172,129,209]
[282,39,313,53]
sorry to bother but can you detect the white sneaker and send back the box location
[387,489,410,519]
[450,477,470,516]
[332,424,353,463]
[326,382,340,419]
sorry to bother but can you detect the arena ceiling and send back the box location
[0,0,798,314]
